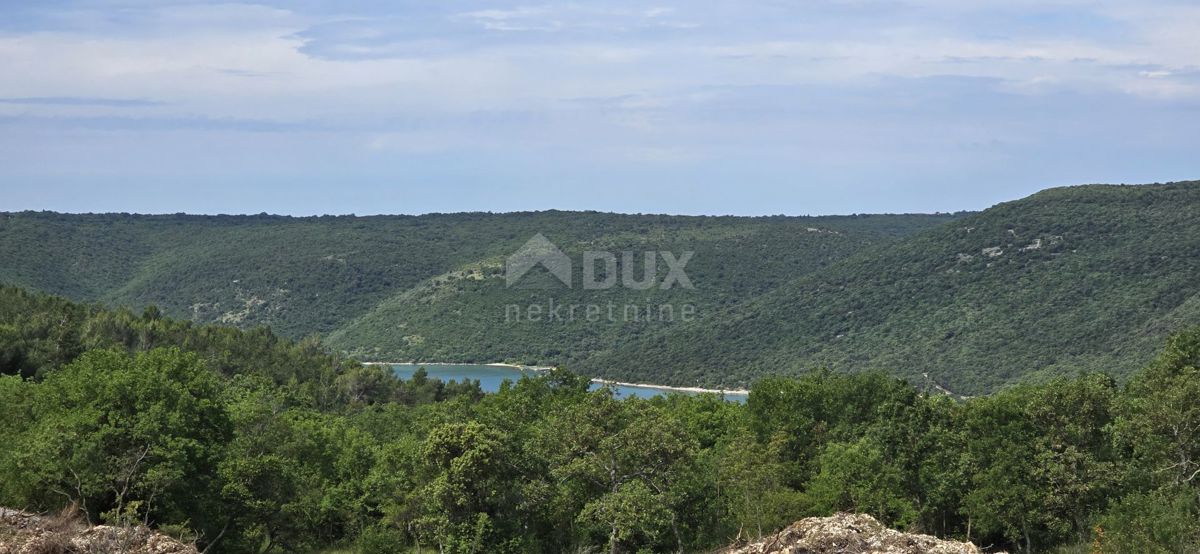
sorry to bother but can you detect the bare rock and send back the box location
[724,512,988,554]
[0,508,196,554]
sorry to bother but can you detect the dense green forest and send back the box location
[0,209,951,337]
[0,210,956,372]
[2,286,1199,553]
[581,181,1200,393]
[2,181,1199,395]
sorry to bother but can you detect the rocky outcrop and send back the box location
[0,508,196,554]
[724,513,988,554]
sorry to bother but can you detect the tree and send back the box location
[1095,489,1200,553]
[543,393,697,553]
[1104,328,1200,552]
[217,391,377,553]
[11,348,230,531]
[1023,374,1118,544]
[0,374,35,502]
[717,426,801,542]
[1114,328,1200,492]
[577,481,672,552]
[416,421,520,553]
[337,363,398,405]
[960,392,1042,552]
[806,437,917,527]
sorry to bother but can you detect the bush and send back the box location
[1095,489,1200,553]
[356,524,409,554]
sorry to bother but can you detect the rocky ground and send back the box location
[0,508,196,554]
[724,513,991,554]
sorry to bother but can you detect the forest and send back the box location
[0,208,959,379]
[3,182,1200,395]
[1,285,1198,553]
[580,181,1200,393]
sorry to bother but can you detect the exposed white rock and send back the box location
[723,513,991,554]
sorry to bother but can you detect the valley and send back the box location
[5,181,1199,394]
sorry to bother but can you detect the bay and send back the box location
[389,363,747,402]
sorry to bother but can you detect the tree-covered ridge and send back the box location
[5,181,1200,395]
[0,209,956,359]
[1,286,1198,553]
[322,213,935,365]
[586,181,1200,394]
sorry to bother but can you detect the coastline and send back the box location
[591,378,750,397]
[364,361,555,371]
[366,361,749,397]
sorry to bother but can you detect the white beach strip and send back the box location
[590,378,749,396]
[363,361,554,371]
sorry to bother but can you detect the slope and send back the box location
[0,211,958,355]
[323,214,955,364]
[580,181,1200,394]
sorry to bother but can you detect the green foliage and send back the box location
[354,524,410,554]
[1099,326,1200,553]
[5,348,230,530]
[716,426,802,542]
[1113,327,1200,489]
[3,286,1200,554]
[415,422,517,553]
[7,183,1200,396]
[587,181,1200,394]
[1095,489,1200,553]
[0,210,958,379]
[577,480,672,551]
[807,438,917,527]
[538,394,700,553]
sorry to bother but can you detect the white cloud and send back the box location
[2,0,1198,215]
[458,7,562,32]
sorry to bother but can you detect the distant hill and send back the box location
[322,213,954,366]
[3,181,1197,394]
[0,209,953,365]
[582,182,1200,394]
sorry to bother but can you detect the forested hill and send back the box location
[583,181,1200,394]
[0,209,955,356]
[3,181,1199,394]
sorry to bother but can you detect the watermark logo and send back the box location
[504,234,695,290]
[506,233,572,288]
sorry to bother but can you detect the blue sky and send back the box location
[1,0,1198,216]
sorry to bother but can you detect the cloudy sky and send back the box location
[1,0,1198,215]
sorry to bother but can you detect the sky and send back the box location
[1,0,1198,216]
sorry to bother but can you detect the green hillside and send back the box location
[0,209,954,362]
[4,182,1198,395]
[582,182,1200,394]
[323,214,950,364]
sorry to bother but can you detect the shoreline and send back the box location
[364,361,555,371]
[591,378,749,397]
[365,362,749,397]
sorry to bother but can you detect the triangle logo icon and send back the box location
[506,233,572,288]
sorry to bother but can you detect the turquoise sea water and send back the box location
[390,364,747,402]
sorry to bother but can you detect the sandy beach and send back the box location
[590,378,749,396]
